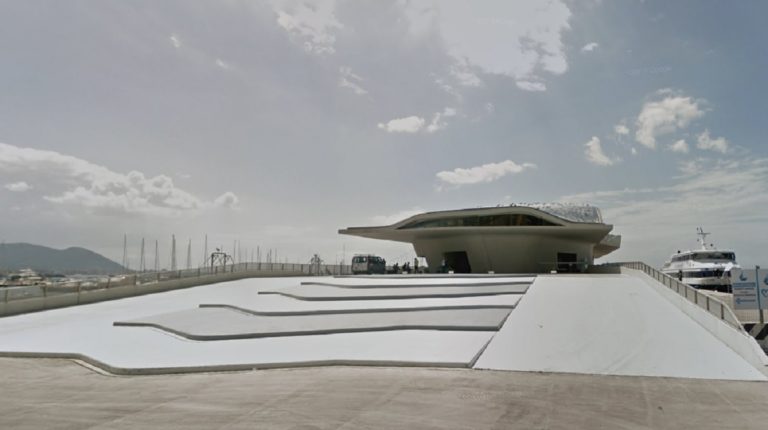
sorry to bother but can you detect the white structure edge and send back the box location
[623,267,768,374]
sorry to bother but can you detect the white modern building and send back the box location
[339,204,621,274]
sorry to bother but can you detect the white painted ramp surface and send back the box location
[0,276,513,372]
[474,275,767,381]
[115,307,512,339]
[262,284,527,300]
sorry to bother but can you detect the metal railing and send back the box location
[1,261,352,304]
[616,261,744,332]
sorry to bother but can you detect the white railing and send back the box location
[615,261,744,332]
[1,261,352,305]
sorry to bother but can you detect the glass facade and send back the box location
[400,213,561,229]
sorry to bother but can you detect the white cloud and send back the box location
[377,116,426,133]
[378,108,456,134]
[4,181,32,192]
[426,107,457,133]
[635,91,705,149]
[0,143,237,216]
[436,160,536,185]
[403,1,572,91]
[215,59,231,70]
[515,81,547,92]
[213,191,239,209]
[669,139,689,153]
[559,157,768,266]
[272,0,341,55]
[696,129,729,153]
[449,62,483,87]
[338,66,368,95]
[614,124,629,135]
[581,42,599,52]
[169,34,181,49]
[584,136,615,166]
[371,207,424,225]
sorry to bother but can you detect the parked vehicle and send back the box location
[351,255,386,275]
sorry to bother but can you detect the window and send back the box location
[400,213,560,229]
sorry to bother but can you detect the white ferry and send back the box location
[661,228,739,292]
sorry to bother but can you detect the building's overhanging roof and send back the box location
[594,234,622,258]
[339,205,620,253]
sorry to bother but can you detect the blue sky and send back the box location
[0,0,766,268]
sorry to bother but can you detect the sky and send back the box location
[1,0,767,269]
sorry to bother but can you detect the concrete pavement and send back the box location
[1,357,767,430]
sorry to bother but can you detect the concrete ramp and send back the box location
[114,307,512,340]
[261,284,528,300]
[474,275,768,381]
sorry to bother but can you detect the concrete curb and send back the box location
[112,320,502,340]
[199,303,517,316]
[300,281,532,289]
[259,290,522,301]
[0,351,470,376]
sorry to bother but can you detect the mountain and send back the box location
[0,243,126,275]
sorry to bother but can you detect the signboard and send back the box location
[730,268,768,310]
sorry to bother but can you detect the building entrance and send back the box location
[444,251,472,273]
[557,252,578,273]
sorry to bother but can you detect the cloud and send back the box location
[515,81,547,92]
[614,124,629,135]
[402,1,572,90]
[436,160,536,185]
[215,58,231,70]
[338,66,367,95]
[272,0,341,55]
[213,191,239,209]
[371,207,424,225]
[584,136,616,166]
[696,129,729,153]
[4,181,32,192]
[581,42,599,52]
[634,91,705,149]
[0,143,237,216]
[378,108,456,134]
[169,34,181,49]
[669,139,689,153]
[559,157,768,266]
[449,63,483,87]
[377,116,426,133]
[425,107,457,133]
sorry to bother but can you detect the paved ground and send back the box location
[1,357,767,430]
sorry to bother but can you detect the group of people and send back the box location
[391,258,420,274]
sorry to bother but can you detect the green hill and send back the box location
[0,243,126,275]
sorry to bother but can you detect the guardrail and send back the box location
[1,261,352,306]
[615,261,744,332]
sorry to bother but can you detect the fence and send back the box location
[616,261,743,332]
[0,261,352,315]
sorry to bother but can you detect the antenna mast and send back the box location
[121,234,128,273]
[139,238,146,272]
[171,235,177,271]
[696,227,711,250]
[186,239,192,270]
[154,240,159,271]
